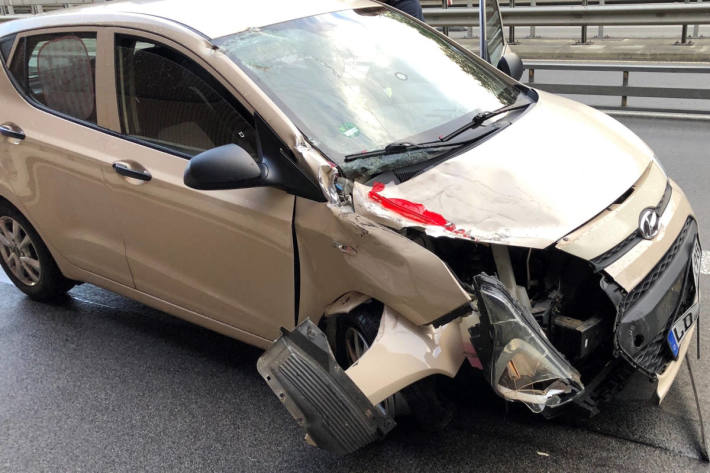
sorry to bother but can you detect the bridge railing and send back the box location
[524,61,710,118]
[423,2,710,43]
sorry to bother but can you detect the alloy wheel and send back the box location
[0,216,41,287]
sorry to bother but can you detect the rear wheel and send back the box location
[0,203,74,301]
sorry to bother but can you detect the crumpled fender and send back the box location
[294,196,471,327]
[344,305,472,405]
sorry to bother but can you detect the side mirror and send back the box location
[497,49,524,81]
[184,144,264,191]
[184,114,326,202]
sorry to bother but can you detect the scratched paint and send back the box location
[367,182,475,239]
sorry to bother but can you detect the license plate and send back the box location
[667,309,697,359]
[666,240,701,359]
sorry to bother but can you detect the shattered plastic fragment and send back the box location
[470,274,584,413]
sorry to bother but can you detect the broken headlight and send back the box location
[471,274,584,413]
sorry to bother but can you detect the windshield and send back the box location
[217,7,522,181]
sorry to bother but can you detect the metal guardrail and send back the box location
[423,3,710,26]
[0,1,93,16]
[525,61,710,117]
[425,2,710,43]
[0,15,24,22]
[422,0,690,5]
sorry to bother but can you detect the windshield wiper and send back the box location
[344,135,488,162]
[439,102,531,142]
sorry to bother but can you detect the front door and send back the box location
[103,33,296,339]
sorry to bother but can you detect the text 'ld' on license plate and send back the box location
[667,309,697,359]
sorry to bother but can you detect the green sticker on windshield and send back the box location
[339,122,360,138]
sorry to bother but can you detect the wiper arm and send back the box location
[440,102,531,142]
[344,136,483,162]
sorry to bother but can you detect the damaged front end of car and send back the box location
[255,165,603,453]
[256,94,701,455]
[257,268,587,455]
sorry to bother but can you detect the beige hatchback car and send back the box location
[0,0,703,455]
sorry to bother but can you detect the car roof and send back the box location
[0,0,378,40]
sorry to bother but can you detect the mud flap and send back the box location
[257,320,396,455]
[470,274,584,413]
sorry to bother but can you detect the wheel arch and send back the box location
[0,190,75,280]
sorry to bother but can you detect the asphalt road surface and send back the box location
[1,117,710,473]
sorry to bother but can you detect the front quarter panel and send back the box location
[295,198,471,327]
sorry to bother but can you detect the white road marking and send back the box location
[703,250,710,275]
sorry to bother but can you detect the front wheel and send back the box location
[333,300,454,429]
[0,203,74,301]
[336,300,400,416]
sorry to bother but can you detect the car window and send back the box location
[9,33,97,123]
[114,35,257,158]
[0,35,15,63]
[485,0,506,66]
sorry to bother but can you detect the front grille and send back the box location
[618,218,694,314]
[591,231,642,271]
[591,182,673,271]
[633,332,669,375]
[616,217,696,375]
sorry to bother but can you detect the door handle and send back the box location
[0,124,25,141]
[113,162,152,182]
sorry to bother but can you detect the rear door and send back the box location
[102,31,296,339]
[0,29,133,286]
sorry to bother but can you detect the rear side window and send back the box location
[114,35,256,158]
[0,35,15,63]
[9,32,97,123]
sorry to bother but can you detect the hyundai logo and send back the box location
[639,208,661,240]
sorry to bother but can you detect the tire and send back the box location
[333,300,454,430]
[0,202,74,301]
[401,376,455,432]
[334,300,383,369]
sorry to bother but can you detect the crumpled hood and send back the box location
[353,90,654,249]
